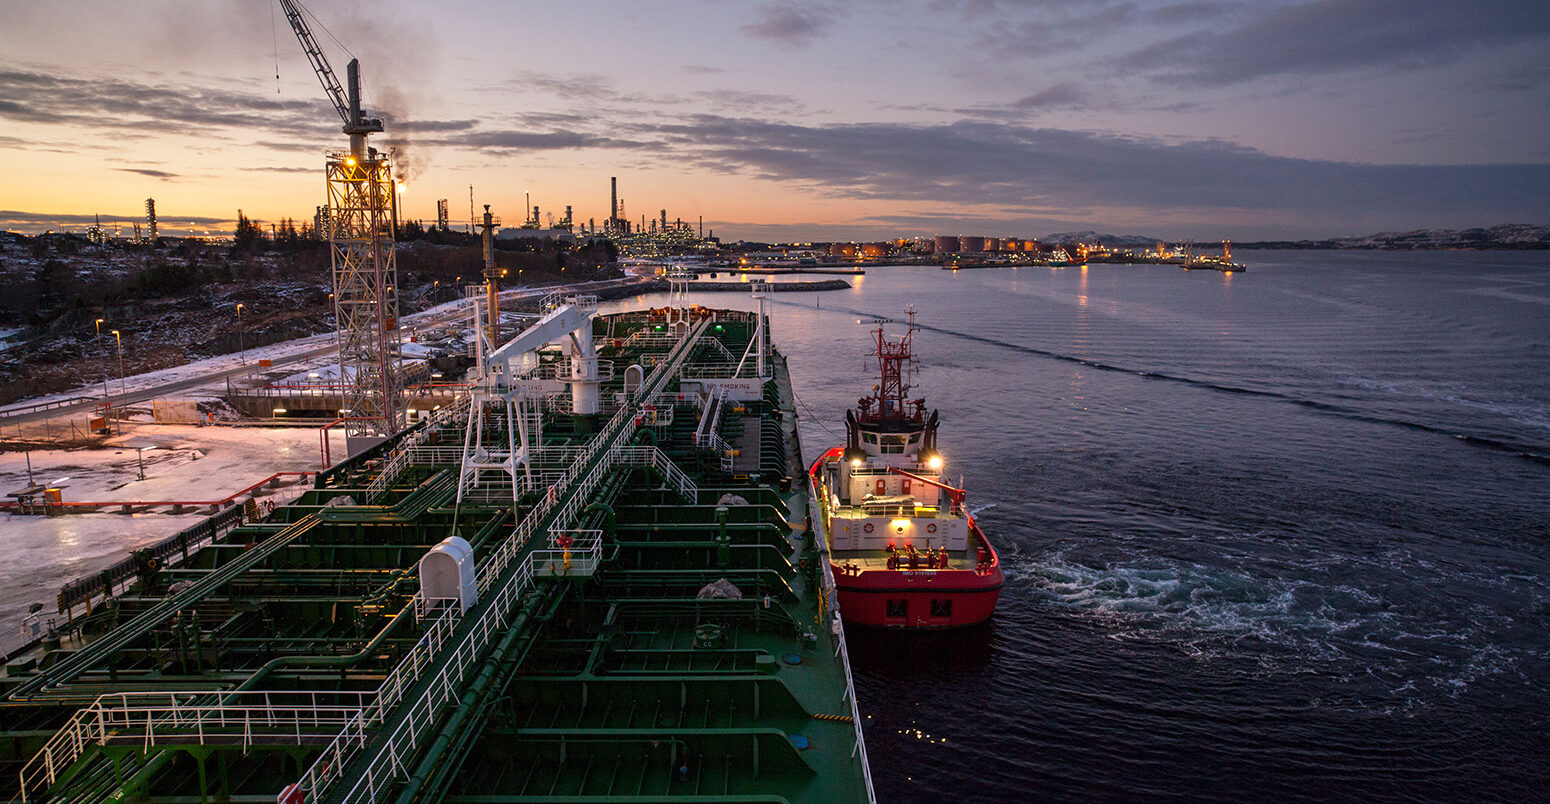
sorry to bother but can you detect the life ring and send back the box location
[926,523,937,534]
[863,523,874,533]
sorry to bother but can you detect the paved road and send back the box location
[1,276,657,427]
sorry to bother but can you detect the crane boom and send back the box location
[277,0,383,154]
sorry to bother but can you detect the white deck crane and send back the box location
[279,0,403,450]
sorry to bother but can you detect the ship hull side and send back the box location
[832,567,1003,628]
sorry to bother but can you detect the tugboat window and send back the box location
[931,599,952,618]
[886,599,907,618]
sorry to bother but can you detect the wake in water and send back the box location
[1017,544,1535,709]
[775,297,1550,465]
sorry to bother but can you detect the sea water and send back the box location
[642,251,1548,802]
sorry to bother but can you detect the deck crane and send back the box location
[277,0,403,445]
[277,0,382,157]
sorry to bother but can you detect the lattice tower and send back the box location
[327,149,401,437]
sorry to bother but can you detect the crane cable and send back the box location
[294,1,374,116]
[271,0,280,93]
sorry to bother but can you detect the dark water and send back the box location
[618,251,1550,801]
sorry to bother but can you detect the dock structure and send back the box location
[0,302,872,804]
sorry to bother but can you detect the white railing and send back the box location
[362,403,464,503]
[17,691,373,801]
[311,563,537,804]
[529,529,603,578]
[296,317,712,803]
[406,445,464,465]
[680,361,743,379]
[695,386,724,446]
[614,446,699,501]
[621,332,679,350]
[293,599,460,804]
[809,486,876,804]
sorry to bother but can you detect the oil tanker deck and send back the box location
[0,296,874,803]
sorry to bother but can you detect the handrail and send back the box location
[0,395,99,420]
[15,691,372,800]
[809,480,876,804]
[10,517,319,701]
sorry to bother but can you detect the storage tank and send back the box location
[860,243,887,258]
[960,235,986,253]
[986,237,1001,252]
[934,235,960,254]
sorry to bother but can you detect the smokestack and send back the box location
[610,177,618,226]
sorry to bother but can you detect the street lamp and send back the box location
[95,318,109,400]
[236,303,246,364]
[132,444,157,481]
[111,329,125,396]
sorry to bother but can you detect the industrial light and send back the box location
[928,456,943,470]
[851,458,862,467]
[273,408,287,414]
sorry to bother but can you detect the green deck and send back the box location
[0,308,872,804]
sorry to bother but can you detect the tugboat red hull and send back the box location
[832,569,1003,628]
[828,519,1005,629]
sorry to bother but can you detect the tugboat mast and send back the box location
[861,307,922,423]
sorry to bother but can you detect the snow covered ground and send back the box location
[0,277,640,417]
[0,274,653,653]
[0,423,332,652]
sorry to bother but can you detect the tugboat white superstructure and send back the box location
[811,309,1003,628]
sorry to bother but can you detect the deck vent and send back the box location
[419,536,477,613]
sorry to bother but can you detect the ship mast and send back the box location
[862,307,922,422]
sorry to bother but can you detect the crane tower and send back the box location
[280,0,402,445]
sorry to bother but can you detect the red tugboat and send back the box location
[810,309,1003,628]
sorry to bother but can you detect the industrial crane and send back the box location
[276,0,403,441]
[277,0,383,156]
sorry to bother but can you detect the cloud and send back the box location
[630,115,1550,229]
[0,209,228,229]
[0,68,335,141]
[440,130,650,152]
[116,168,179,179]
[1120,0,1550,85]
[691,89,804,114]
[680,64,727,75]
[740,2,838,46]
[1011,84,1087,109]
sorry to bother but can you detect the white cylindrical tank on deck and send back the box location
[419,536,477,613]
